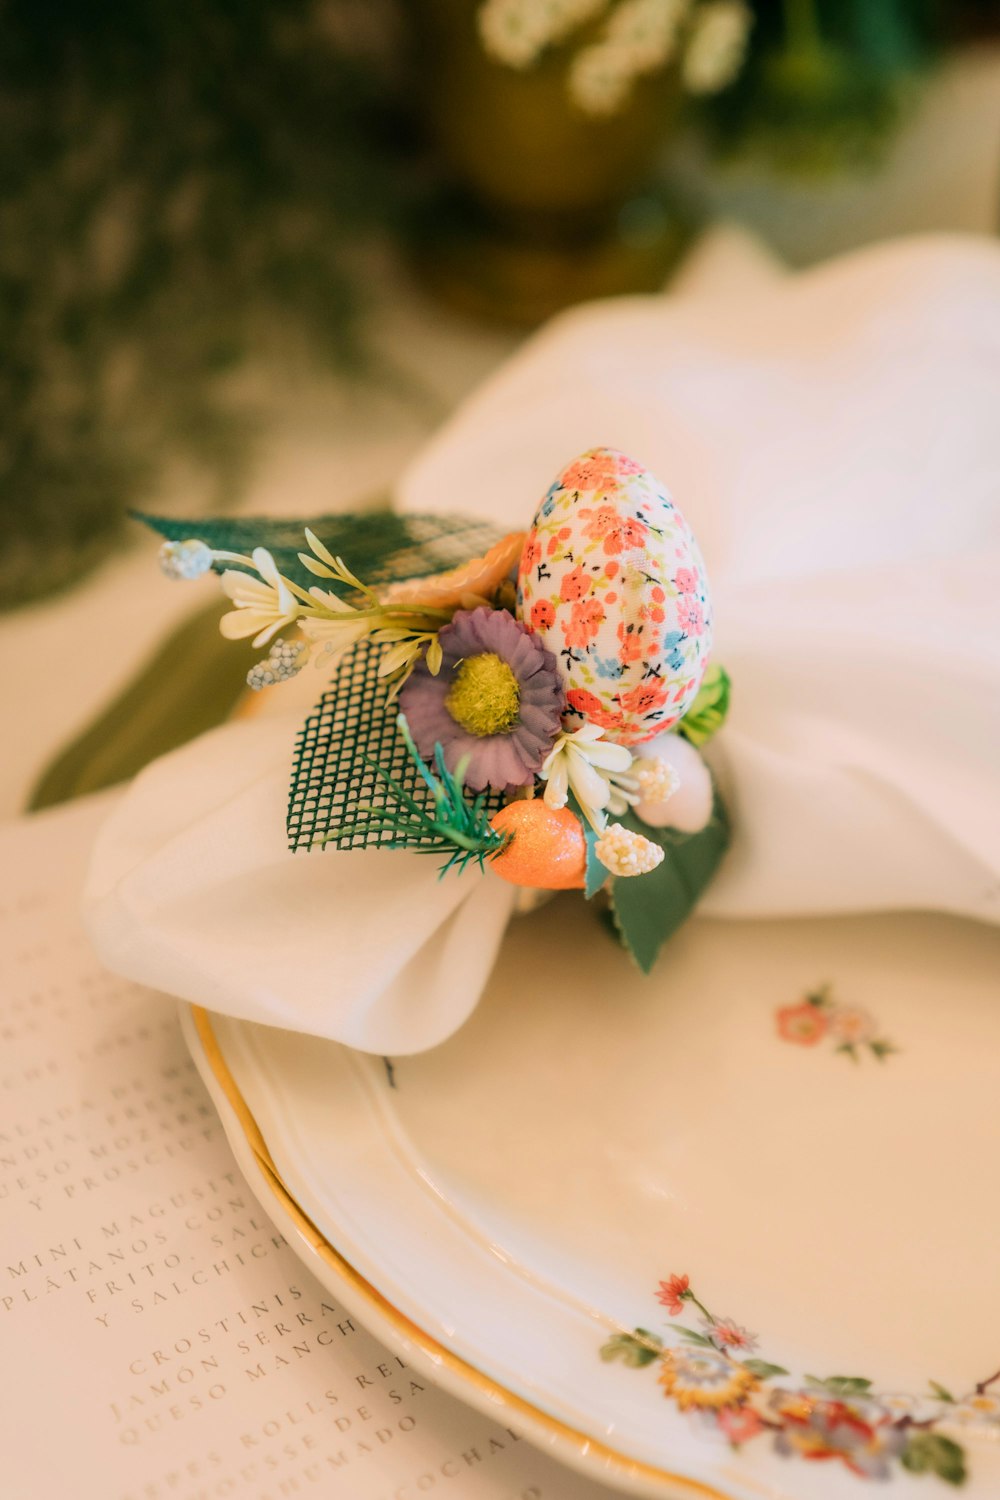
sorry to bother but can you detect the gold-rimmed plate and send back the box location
[183,896,1000,1500]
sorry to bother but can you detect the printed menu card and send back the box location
[0,794,616,1500]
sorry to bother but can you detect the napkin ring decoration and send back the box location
[148,447,730,973]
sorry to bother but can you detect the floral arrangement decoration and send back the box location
[600,1272,996,1487]
[147,446,731,972]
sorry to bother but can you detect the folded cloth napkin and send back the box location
[399,232,1000,925]
[86,713,516,1053]
[85,233,1000,1054]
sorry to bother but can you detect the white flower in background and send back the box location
[246,637,310,692]
[682,0,751,95]
[829,1006,878,1046]
[879,1393,947,1425]
[219,548,301,648]
[605,0,687,70]
[479,0,607,70]
[595,821,665,876]
[478,0,549,68]
[540,723,635,830]
[568,42,634,114]
[569,0,689,115]
[479,0,749,108]
[941,1394,1000,1428]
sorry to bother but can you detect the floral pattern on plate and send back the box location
[601,1274,1000,1486]
[517,447,713,745]
[776,985,898,1063]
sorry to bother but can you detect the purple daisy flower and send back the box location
[399,607,564,791]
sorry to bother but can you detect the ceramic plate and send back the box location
[182,898,1000,1500]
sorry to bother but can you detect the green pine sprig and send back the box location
[319,715,508,877]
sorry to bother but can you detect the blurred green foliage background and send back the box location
[1,0,987,608]
[0,0,407,604]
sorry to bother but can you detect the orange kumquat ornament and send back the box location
[488,800,586,890]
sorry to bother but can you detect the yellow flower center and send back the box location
[445,652,520,737]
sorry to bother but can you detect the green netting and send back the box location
[140,504,512,856]
[286,639,504,853]
[137,508,503,594]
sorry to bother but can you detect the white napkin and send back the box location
[399,232,1000,925]
[85,714,516,1053]
[85,232,1000,1055]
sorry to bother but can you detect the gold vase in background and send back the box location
[406,0,696,324]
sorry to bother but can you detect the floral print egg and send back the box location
[517,447,712,745]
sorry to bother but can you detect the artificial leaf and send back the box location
[805,1375,873,1396]
[928,1380,956,1404]
[901,1432,967,1486]
[608,792,730,973]
[599,1329,662,1368]
[29,601,254,810]
[676,1326,717,1348]
[567,793,607,900]
[137,508,502,595]
[742,1359,790,1380]
[584,828,608,900]
[677,664,730,747]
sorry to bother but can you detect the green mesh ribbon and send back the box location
[137,508,503,594]
[287,639,504,853]
[139,507,509,856]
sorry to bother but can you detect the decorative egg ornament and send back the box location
[517,447,712,745]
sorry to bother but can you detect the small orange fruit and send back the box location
[488,801,586,890]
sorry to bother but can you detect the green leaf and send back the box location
[137,508,502,595]
[928,1380,956,1404]
[742,1359,789,1380]
[805,1374,873,1396]
[677,664,730,747]
[608,792,730,973]
[567,793,607,900]
[901,1432,967,1486]
[599,1329,662,1368]
[676,1326,717,1348]
[870,1039,898,1061]
[584,833,607,899]
[29,601,255,811]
